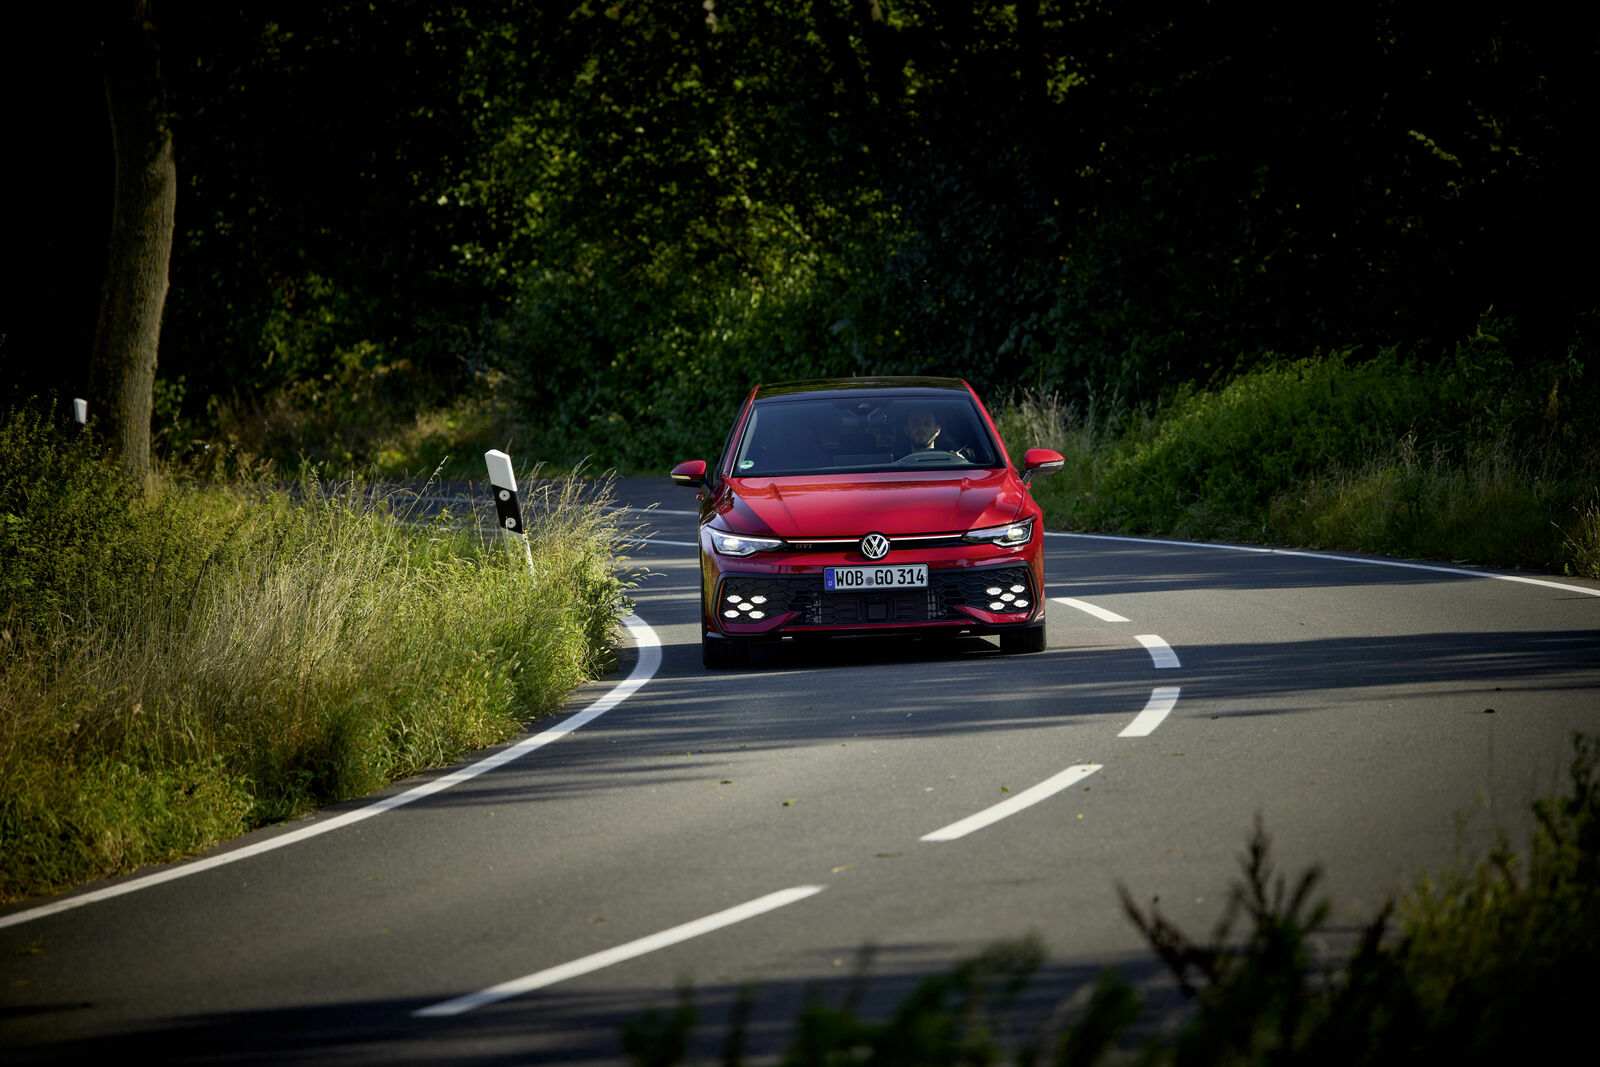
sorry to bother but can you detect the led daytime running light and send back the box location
[710,529,785,557]
[964,518,1034,547]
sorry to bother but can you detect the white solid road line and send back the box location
[920,764,1103,843]
[1269,548,1600,598]
[1135,634,1181,669]
[0,614,665,932]
[1043,529,1600,598]
[1051,596,1130,623]
[413,885,828,1018]
[1042,530,1273,552]
[1120,687,1182,738]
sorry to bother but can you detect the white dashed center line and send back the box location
[1120,687,1182,737]
[413,885,826,1017]
[920,764,1102,842]
[1051,596,1130,622]
[1135,634,1181,669]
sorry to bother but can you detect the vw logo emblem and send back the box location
[860,532,891,560]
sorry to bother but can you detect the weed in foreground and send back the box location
[620,736,1600,1066]
[1560,499,1600,578]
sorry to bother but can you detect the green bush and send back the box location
[1000,318,1600,575]
[1081,351,1435,540]
[0,402,633,900]
[1271,433,1572,569]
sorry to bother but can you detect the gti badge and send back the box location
[860,532,890,560]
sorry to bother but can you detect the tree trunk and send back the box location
[89,0,174,486]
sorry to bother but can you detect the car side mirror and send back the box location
[670,459,708,488]
[1021,448,1065,485]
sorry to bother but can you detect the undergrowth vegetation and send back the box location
[623,735,1600,1065]
[0,404,632,901]
[998,318,1600,576]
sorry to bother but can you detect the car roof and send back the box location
[752,376,974,402]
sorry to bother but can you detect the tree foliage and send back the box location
[8,1,1594,469]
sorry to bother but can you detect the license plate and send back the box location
[824,564,928,591]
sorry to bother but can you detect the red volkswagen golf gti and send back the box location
[670,377,1064,668]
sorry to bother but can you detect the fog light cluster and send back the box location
[985,584,1030,612]
[724,594,769,620]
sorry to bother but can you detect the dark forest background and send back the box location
[4,1,1595,472]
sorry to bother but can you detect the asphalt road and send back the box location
[3,475,1598,1063]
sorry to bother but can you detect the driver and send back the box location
[897,406,942,456]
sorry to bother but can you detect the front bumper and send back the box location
[710,562,1040,637]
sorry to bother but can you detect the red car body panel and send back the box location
[717,471,1026,539]
[672,377,1062,664]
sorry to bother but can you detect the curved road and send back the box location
[3,476,1597,1062]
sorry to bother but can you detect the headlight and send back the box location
[710,529,785,556]
[963,518,1033,547]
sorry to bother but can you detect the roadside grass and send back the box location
[212,381,661,482]
[369,391,511,480]
[622,736,1600,1065]
[1268,433,1572,568]
[994,388,1131,534]
[0,403,633,901]
[210,384,522,482]
[998,339,1600,577]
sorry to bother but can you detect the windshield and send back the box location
[730,395,1002,477]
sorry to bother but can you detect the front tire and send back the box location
[702,633,750,669]
[999,623,1047,654]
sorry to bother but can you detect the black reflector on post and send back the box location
[485,449,535,576]
[484,449,523,533]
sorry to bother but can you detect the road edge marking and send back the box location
[0,614,664,932]
[1043,530,1600,598]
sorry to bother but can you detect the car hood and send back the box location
[718,470,1025,538]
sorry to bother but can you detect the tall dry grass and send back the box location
[994,388,1131,530]
[1,405,633,900]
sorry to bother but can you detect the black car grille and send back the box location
[719,566,1034,627]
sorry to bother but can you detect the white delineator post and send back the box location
[73,398,88,425]
[485,449,535,575]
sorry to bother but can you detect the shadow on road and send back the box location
[1,947,1179,1066]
